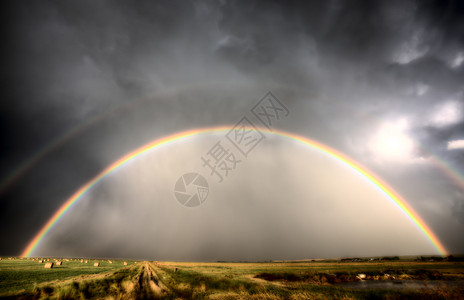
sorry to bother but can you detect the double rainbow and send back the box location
[21,126,448,257]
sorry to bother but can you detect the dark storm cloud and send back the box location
[2,0,464,258]
[412,122,464,155]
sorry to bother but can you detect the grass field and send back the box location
[1,257,463,299]
[0,258,135,297]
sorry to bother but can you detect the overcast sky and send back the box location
[1,0,463,260]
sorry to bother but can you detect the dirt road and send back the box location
[132,262,169,299]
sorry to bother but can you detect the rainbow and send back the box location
[428,156,464,191]
[21,126,448,257]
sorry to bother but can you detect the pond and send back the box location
[334,280,464,290]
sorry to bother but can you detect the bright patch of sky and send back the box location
[448,140,464,150]
[393,30,429,64]
[428,101,462,128]
[368,118,416,162]
[450,51,464,68]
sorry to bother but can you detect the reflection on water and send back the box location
[334,280,464,290]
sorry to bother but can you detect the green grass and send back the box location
[159,260,464,279]
[160,266,261,293]
[158,261,464,299]
[1,258,463,299]
[0,258,133,296]
[49,267,137,299]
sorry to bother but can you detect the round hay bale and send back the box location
[44,262,54,269]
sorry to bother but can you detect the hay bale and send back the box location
[108,260,112,264]
[94,262,100,267]
[80,259,84,263]
[123,262,128,266]
[44,262,54,269]
[56,261,62,266]
[39,260,43,263]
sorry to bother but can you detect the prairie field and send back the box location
[1,257,464,299]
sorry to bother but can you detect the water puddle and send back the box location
[334,280,464,290]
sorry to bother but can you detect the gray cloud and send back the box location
[1,0,463,258]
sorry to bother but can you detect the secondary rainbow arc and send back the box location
[21,126,448,257]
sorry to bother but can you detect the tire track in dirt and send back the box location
[132,262,169,299]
